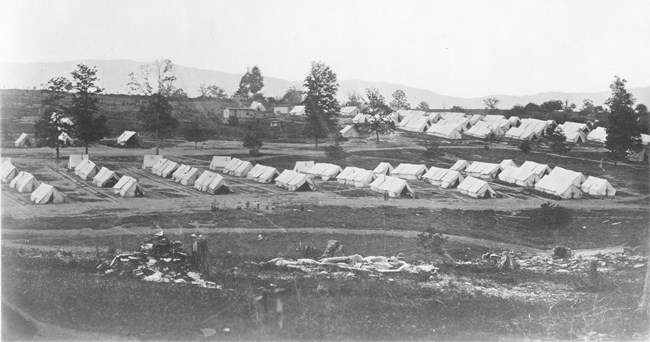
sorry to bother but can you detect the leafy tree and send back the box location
[518,139,532,154]
[449,105,465,113]
[540,100,564,113]
[484,132,499,149]
[128,59,179,154]
[416,101,430,111]
[302,61,340,149]
[563,100,576,112]
[235,66,264,98]
[184,120,208,149]
[390,89,410,110]
[170,88,188,99]
[507,104,527,117]
[242,132,263,155]
[324,142,348,162]
[524,102,541,113]
[199,84,228,99]
[605,76,641,164]
[34,78,74,161]
[361,88,395,143]
[280,86,303,105]
[345,92,366,109]
[636,104,648,115]
[548,128,570,155]
[484,98,500,113]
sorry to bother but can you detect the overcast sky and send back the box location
[1,0,648,98]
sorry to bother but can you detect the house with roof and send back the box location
[223,107,263,119]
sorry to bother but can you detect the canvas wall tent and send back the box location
[557,122,590,143]
[339,125,359,138]
[68,154,89,169]
[113,176,144,197]
[275,170,316,191]
[116,131,143,147]
[457,176,497,199]
[293,161,315,173]
[31,183,64,204]
[628,134,650,162]
[373,162,394,176]
[209,156,232,171]
[469,114,484,125]
[231,161,254,177]
[58,132,74,146]
[352,113,369,124]
[500,159,517,169]
[400,116,431,132]
[450,160,470,172]
[1,162,18,183]
[247,164,279,183]
[10,171,39,193]
[369,175,414,198]
[193,171,231,193]
[171,164,191,182]
[352,169,375,187]
[587,127,607,144]
[391,163,427,180]
[336,167,362,185]
[504,118,549,141]
[464,162,501,179]
[178,167,199,186]
[289,105,306,116]
[14,133,32,147]
[1,157,11,165]
[519,161,551,178]
[426,122,463,140]
[465,121,502,139]
[160,161,180,178]
[497,166,540,187]
[534,167,585,199]
[507,116,520,127]
[151,158,170,176]
[194,171,216,192]
[340,106,359,116]
[76,160,99,181]
[223,158,243,174]
[305,163,342,180]
[422,167,464,188]
[93,167,120,187]
[439,112,468,122]
[250,101,266,112]
[143,155,163,169]
[581,176,616,197]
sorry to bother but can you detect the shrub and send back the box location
[422,143,443,158]
[552,245,572,259]
[242,132,262,155]
[228,115,239,126]
[324,143,348,161]
[518,139,532,154]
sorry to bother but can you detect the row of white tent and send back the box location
[69,155,144,197]
[2,159,64,204]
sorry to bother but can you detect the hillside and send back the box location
[1,60,649,109]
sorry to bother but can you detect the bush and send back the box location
[242,132,262,155]
[228,116,239,126]
[531,202,572,229]
[416,227,449,254]
[422,143,443,158]
[518,140,532,154]
[552,245,572,259]
[324,143,348,161]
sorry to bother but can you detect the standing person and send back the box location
[246,200,250,209]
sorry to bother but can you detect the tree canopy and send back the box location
[605,76,641,164]
[390,90,410,110]
[235,66,264,98]
[199,84,228,99]
[302,61,340,149]
[361,88,395,143]
[416,101,430,111]
[34,78,75,160]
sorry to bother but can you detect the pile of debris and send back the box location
[514,252,646,274]
[97,232,221,289]
[266,240,438,275]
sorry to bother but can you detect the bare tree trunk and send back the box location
[376,131,380,143]
[638,263,650,313]
[55,144,60,163]
[314,138,318,150]
[85,141,89,155]
[155,129,160,155]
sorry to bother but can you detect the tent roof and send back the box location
[450,160,470,171]
[458,176,496,196]
[340,106,359,115]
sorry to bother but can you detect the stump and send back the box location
[191,235,209,275]
[254,288,287,329]
[320,240,345,259]
[497,251,518,271]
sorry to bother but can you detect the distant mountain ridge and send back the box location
[1,60,648,109]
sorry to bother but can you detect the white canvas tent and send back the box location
[1,162,18,183]
[499,159,517,169]
[305,163,342,180]
[68,154,89,169]
[373,162,394,177]
[113,176,144,197]
[426,122,463,140]
[581,176,616,197]
[340,106,359,116]
[457,176,497,198]
[422,167,464,188]
[275,170,316,191]
[175,166,199,185]
[247,164,279,183]
[628,134,650,162]
[293,161,315,173]
[172,164,191,182]
[534,166,585,199]
[76,160,99,181]
[497,166,540,187]
[31,183,64,204]
[391,163,427,180]
[504,119,549,141]
[1,157,11,165]
[231,161,254,177]
[289,105,306,116]
[223,158,243,174]
[352,113,369,124]
[465,121,497,139]
[116,131,143,147]
[193,171,232,193]
[151,158,170,176]
[400,116,431,132]
[464,162,501,179]
[352,168,375,187]
[14,133,32,147]
[339,125,359,138]
[93,167,120,187]
[450,160,470,172]
[369,175,414,198]
[557,122,590,143]
[209,156,232,171]
[143,155,163,169]
[586,127,607,144]
[10,171,40,193]
[519,161,551,178]
[160,161,179,178]
[336,167,362,185]
[250,101,266,112]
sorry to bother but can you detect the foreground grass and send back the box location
[2,248,648,341]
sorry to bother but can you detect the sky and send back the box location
[1,0,649,98]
